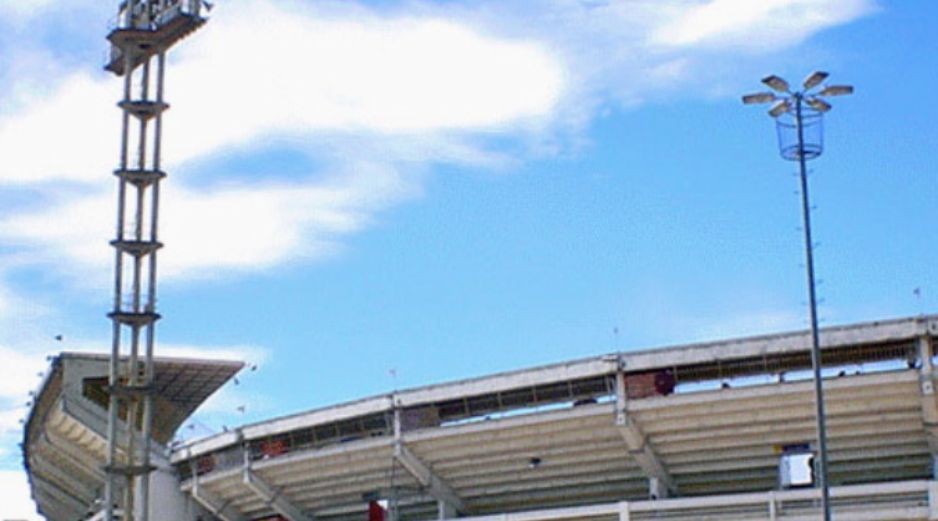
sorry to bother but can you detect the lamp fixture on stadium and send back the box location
[743,71,853,521]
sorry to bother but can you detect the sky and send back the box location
[1,0,937,518]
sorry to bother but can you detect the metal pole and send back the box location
[795,93,831,521]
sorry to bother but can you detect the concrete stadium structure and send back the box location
[22,314,938,521]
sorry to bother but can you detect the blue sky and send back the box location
[1,0,937,517]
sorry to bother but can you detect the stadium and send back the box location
[16,2,938,521]
[23,313,938,520]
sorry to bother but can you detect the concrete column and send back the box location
[136,461,193,521]
[648,477,668,500]
[438,499,457,520]
[920,336,938,471]
[928,480,938,520]
[614,371,675,497]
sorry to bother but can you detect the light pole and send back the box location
[743,72,853,521]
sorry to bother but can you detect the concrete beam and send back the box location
[918,337,938,461]
[172,315,936,464]
[630,369,913,412]
[190,472,246,521]
[41,426,107,481]
[394,409,465,516]
[394,443,466,515]
[243,467,313,521]
[614,371,676,498]
[31,473,90,515]
[928,480,938,520]
[29,452,98,504]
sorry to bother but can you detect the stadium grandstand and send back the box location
[22,314,938,521]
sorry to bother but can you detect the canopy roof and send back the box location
[23,352,243,520]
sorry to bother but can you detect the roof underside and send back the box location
[23,353,243,521]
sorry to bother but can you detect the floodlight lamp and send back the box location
[803,71,829,90]
[768,99,790,117]
[806,97,832,113]
[762,74,790,93]
[818,85,854,97]
[742,92,776,105]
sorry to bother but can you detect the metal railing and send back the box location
[108,0,204,32]
[451,481,934,521]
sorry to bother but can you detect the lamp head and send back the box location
[768,99,790,118]
[802,71,829,90]
[805,97,832,113]
[742,92,776,105]
[818,85,854,97]
[762,74,790,93]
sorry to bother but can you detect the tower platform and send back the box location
[105,3,205,76]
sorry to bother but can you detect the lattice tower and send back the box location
[103,2,207,520]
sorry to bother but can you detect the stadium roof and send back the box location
[23,352,243,520]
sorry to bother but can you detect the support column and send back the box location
[189,463,246,521]
[614,371,676,498]
[918,336,938,469]
[928,480,938,521]
[393,408,465,516]
[437,500,457,520]
[242,456,312,521]
[616,500,630,521]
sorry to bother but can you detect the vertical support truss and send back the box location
[103,1,206,520]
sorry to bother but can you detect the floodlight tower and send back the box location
[103,1,208,520]
[743,72,853,521]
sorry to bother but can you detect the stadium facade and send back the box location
[23,314,938,521]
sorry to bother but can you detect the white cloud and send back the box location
[0,74,116,185]
[0,0,57,20]
[651,0,876,50]
[0,470,40,521]
[0,161,418,282]
[0,286,8,317]
[0,0,877,285]
[0,346,46,402]
[0,0,564,186]
[1,0,879,283]
[0,405,27,440]
[0,0,566,284]
[169,1,564,147]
